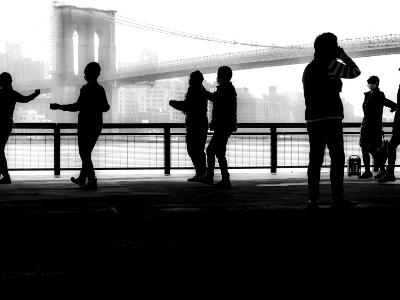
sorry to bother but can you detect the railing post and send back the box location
[270,126,277,173]
[164,125,171,175]
[54,124,61,177]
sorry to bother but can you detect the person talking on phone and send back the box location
[302,32,361,209]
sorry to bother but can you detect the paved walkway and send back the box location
[0,171,399,286]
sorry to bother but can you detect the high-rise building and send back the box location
[236,87,258,123]
[116,79,186,123]
[258,86,292,123]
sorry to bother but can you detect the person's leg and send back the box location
[85,129,101,184]
[215,132,231,179]
[326,120,354,207]
[197,127,208,176]
[371,148,386,179]
[73,131,89,185]
[186,128,201,176]
[362,147,371,172]
[198,133,216,184]
[379,134,400,182]
[0,127,12,183]
[206,134,216,177]
[306,122,326,203]
[359,147,373,178]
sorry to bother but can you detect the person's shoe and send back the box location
[213,179,232,190]
[358,171,373,179]
[0,175,11,184]
[378,173,396,183]
[71,177,86,186]
[374,170,386,180]
[306,200,319,210]
[331,197,358,209]
[197,174,214,185]
[83,180,98,190]
[187,174,205,182]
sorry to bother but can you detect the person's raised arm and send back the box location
[328,48,361,79]
[169,100,186,112]
[383,95,397,112]
[14,89,40,103]
[50,93,82,112]
[205,90,216,102]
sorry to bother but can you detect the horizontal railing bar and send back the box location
[11,122,396,130]
[7,131,392,137]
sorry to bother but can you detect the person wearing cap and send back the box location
[0,72,41,184]
[169,70,208,182]
[359,75,397,180]
[378,70,400,183]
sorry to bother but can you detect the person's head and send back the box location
[217,66,233,84]
[84,62,101,82]
[367,75,380,90]
[314,32,339,61]
[189,70,204,87]
[0,72,13,89]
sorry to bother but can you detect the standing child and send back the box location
[169,70,208,181]
[0,72,40,184]
[198,66,237,189]
[50,62,110,190]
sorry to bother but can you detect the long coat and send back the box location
[359,89,396,149]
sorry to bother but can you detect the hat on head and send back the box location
[367,75,379,85]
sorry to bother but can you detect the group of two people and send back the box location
[169,66,237,189]
[0,62,110,189]
[358,74,400,183]
[303,32,400,209]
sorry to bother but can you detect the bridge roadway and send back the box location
[14,34,400,93]
[0,171,399,287]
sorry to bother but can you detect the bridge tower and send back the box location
[51,4,117,121]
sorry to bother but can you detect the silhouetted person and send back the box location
[169,70,208,181]
[302,33,361,208]
[379,68,400,183]
[198,66,237,189]
[50,62,110,190]
[358,75,396,180]
[0,72,40,184]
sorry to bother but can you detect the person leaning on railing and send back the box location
[0,72,40,184]
[302,32,361,209]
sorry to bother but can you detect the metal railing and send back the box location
[5,123,399,176]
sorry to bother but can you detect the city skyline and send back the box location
[1,1,400,122]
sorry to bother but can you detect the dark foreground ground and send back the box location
[0,171,400,291]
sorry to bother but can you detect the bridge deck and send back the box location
[1,172,399,287]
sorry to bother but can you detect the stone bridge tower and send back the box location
[51,4,117,121]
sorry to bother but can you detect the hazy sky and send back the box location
[1,0,400,116]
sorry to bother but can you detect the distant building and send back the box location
[116,79,186,123]
[0,42,49,82]
[236,87,258,123]
[343,99,362,122]
[14,107,48,123]
[258,86,292,123]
